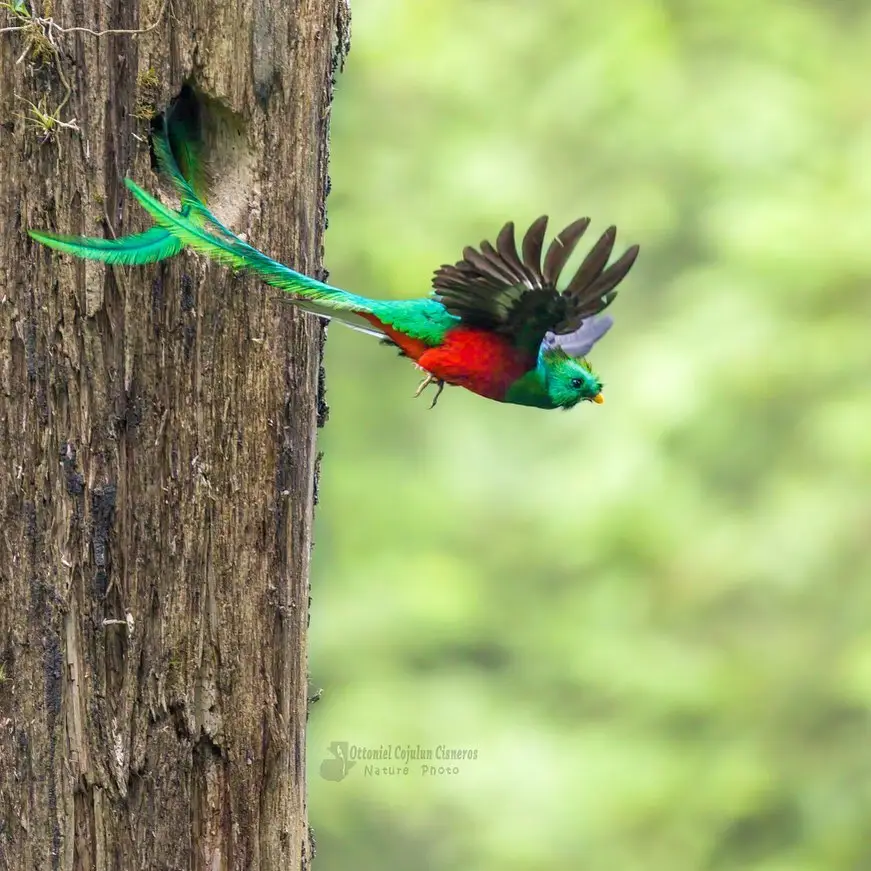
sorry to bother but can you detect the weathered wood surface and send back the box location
[0,0,347,867]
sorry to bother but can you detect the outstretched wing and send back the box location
[432,216,638,355]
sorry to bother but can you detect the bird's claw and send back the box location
[413,373,435,398]
[414,373,445,409]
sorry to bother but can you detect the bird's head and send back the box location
[539,346,604,410]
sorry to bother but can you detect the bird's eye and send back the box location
[571,378,584,389]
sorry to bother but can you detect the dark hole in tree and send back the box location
[146,82,254,229]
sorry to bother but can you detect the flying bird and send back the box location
[30,96,639,410]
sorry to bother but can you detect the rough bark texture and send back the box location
[0,0,348,867]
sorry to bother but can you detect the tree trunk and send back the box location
[0,0,347,867]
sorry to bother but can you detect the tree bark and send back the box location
[0,0,346,867]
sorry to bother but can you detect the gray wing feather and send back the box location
[542,315,613,357]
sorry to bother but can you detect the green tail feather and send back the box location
[149,125,236,241]
[150,100,230,236]
[29,88,379,330]
[29,88,213,266]
[162,86,211,203]
[28,224,184,265]
[124,177,370,316]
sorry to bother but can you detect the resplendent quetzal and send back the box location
[30,96,639,410]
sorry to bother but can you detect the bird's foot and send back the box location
[413,372,434,398]
[413,373,445,409]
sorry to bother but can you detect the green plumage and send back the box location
[121,171,455,345]
[27,225,183,266]
[28,85,216,268]
[29,90,457,346]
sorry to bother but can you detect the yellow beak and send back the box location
[592,393,605,404]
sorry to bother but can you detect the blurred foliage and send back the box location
[307,0,871,868]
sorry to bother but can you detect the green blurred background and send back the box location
[307,1,871,868]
